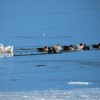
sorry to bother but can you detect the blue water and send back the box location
[0,0,100,99]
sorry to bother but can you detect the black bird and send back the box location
[92,43,100,49]
[37,46,49,53]
[63,45,74,51]
[83,44,91,50]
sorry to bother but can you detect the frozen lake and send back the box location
[0,49,100,99]
[0,0,100,99]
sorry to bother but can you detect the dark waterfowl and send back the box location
[83,44,91,50]
[37,46,49,53]
[47,47,54,54]
[92,43,100,49]
[63,45,74,51]
[36,43,100,54]
[37,46,55,54]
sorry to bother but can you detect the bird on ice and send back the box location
[0,43,13,53]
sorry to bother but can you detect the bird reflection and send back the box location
[0,52,13,58]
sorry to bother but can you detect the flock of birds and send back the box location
[37,43,100,53]
[0,43,100,57]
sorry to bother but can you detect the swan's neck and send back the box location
[0,44,3,49]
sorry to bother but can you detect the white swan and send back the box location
[0,44,13,53]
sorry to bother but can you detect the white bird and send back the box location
[71,43,84,50]
[0,44,13,53]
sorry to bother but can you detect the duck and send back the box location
[47,47,54,54]
[70,43,85,50]
[37,46,56,54]
[37,46,49,53]
[52,44,62,53]
[92,43,100,49]
[63,45,74,51]
[0,44,13,53]
[83,44,91,50]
